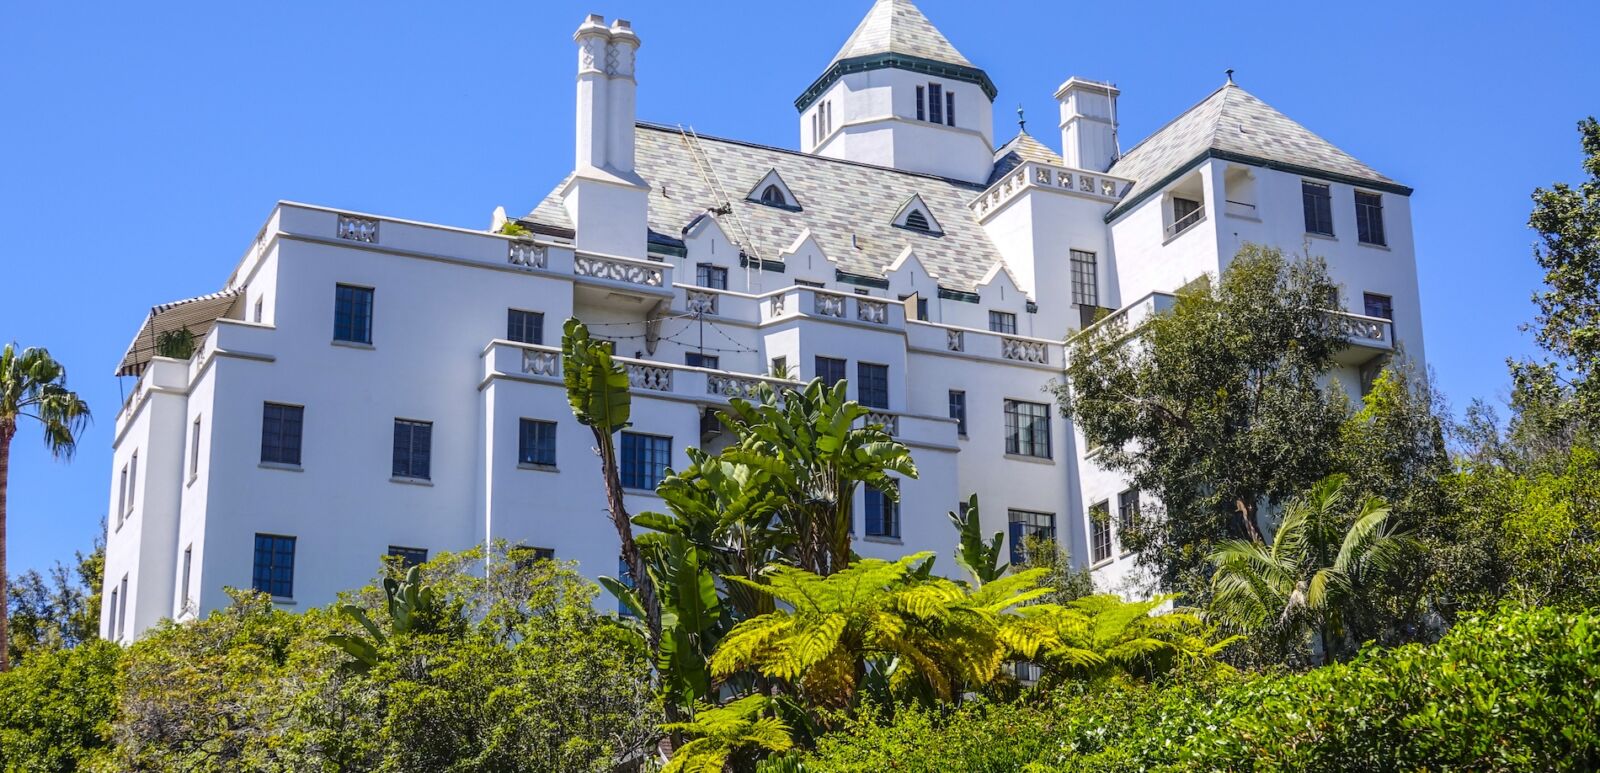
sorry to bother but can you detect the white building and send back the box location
[101,0,1420,641]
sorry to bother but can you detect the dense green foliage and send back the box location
[6,537,101,666]
[801,604,1600,772]
[0,639,120,772]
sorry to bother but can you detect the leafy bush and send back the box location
[801,604,1600,772]
[0,639,121,773]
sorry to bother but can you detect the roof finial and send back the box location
[1225,68,1235,85]
[1017,104,1026,132]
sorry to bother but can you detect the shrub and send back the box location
[0,639,121,773]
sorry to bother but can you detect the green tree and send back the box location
[5,535,102,666]
[1055,246,1349,599]
[661,695,793,773]
[0,638,121,772]
[1208,475,1415,664]
[0,344,91,672]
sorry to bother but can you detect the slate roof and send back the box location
[1108,83,1408,218]
[525,123,1005,291]
[989,131,1063,186]
[829,0,974,68]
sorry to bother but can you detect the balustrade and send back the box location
[707,374,766,399]
[814,293,845,318]
[508,240,548,269]
[627,363,673,391]
[522,350,560,377]
[856,298,887,324]
[1001,337,1049,364]
[686,289,718,315]
[946,328,964,352]
[336,214,379,243]
[863,410,899,435]
[574,255,663,287]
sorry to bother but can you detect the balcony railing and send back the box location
[522,350,560,377]
[863,410,899,435]
[856,298,888,324]
[1165,207,1205,239]
[969,161,1133,219]
[627,363,674,392]
[707,373,768,399]
[574,255,664,288]
[685,288,719,315]
[1001,337,1049,364]
[508,240,548,269]
[1224,200,1258,219]
[814,293,845,318]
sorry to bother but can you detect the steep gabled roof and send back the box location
[830,0,974,68]
[1107,83,1410,219]
[989,131,1063,185]
[524,123,1005,291]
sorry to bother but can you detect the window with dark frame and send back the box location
[815,356,846,387]
[252,533,296,598]
[1090,500,1112,563]
[261,403,304,466]
[392,419,433,480]
[686,352,719,369]
[333,284,374,344]
[948,390,967,436]
[507,309,544,345]
[1004,399,1051,458]
[770,356,787,378]
[518,418,557,467]
[857,362,889,409]
[928,83,944,124]
[1117,489,1140,548]
[117,576,127,639]
[1302,181,1334,236]
[1070,250,1098,307]
[904,209,931,232]
[620,432,671,490]
[1008,509,1055,565]
[989,310,1018,335]
[388,546,428,569]
[190,416,202,480]
[1171,197,1202,232]
[760,185,786,206]
[915,85,925,121]
[945,90,955,126]
[1363,292,1394,321]
[1355,191,1386,245]
[696,263,729,290]
[865,485,900,538]
[181,545,192,607]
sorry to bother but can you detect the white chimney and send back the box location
[1055,77,1120,172]
[573,14,611,172]
[562,13,649,259]
[605,19,639,175]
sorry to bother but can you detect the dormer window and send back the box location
[760,185,785,206]
[747,169,799,210]
[905,210,930,231]
[892,194,942,235]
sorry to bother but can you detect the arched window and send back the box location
[760,185,786,206]
[905,209,931,231]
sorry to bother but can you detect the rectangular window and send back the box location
[107,586,119,639]
[948,390,967,436]
[1355,191,1386,246]
[254,297,263,324]
[1117,489,1139,549]
[795,279,825,288]
[1090,500,1112,563]
[128,452,137,511]
[1302,181,1334,236]
[181,545,192,608]
[1070,250,1098,307]
[620,432,671,490]
[770,356,787,379]
[261,403,304,466]
[392,419,433,480]
[518,418,557,467]
[1363,292,1394,321]
[507,309,544,345]
[945,90,955,127]
[117,575,128,639]
[513,545,557,571]
[917,298,929,321]
[989,310,1018,335]
[333,284,374,344]
[388,546,428,568]
[686,352,719,369]
[815,356,846,387]
[189,417,202,480]
[696,264,728,290]
[1004,400,1052,458]
[617,555,637,617]
[857,362,889,409]
[1008,509,1055,565]
[915,85,925,121]
[928,83,944,124]
[252,533,296,598]
[117,464,128,525]
[865,485,900,538]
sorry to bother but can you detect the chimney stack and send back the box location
[563,13,649,258]
[573,14,612,172]
[606,19,639,176]
[1055,77,1120,173]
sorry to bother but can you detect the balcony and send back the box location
[1328,312,1394,366]
[1164,207,1205,240]
[969,161,1133,220]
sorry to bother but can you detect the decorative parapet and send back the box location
[707,373,766,399]
[1001,337,1049,364]
[522,350,560,377]
[946,328,965,352]
[863,410,899,435]
[968,161,1132,220]
[627,363,673,392]
[770,294,787,319]
[814,293,845,318]
[857,298,888,324]
[686,289,719,315]
[1329,312,1387,343]
[336,214,380,243]
[574,254,664,287]
[508,240,548,269]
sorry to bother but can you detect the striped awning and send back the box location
[116,289,242,377]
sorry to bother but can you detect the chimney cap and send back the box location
[609,17,639,42]
[576,13,609,38]
[1053,76,1119,100]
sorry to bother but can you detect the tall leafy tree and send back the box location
[0,344,91,672]
[6,535,102,666]
[1055,246,1348,597]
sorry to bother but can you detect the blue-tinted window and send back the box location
[519,419,557,466]
[252,533,296,598]
[333,284,374,344]
[865,486,899,538]
[393,419,433,480]
[388,545,428,568]
[815,356,846,387]
[260,402,304,465]
[857,363,889,409]
[620,432,671,490]
[949,390,967,435]
[928,83,944,124]
[1007,510,1054,566]
[507,309,543,345]
[686,352,719,369]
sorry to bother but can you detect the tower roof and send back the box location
[1107,82,1410,219]
[830,0,974,68]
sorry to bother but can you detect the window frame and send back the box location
[915,85,925,121]
[1004,399,1052,459]
[857,362,889,409]
[988,310,1018,335]
[1007,509,1055,566]
[948,390,967,436]
[1090,500,1113,564]
[1363,292,1394,321]
[685,352,720,370]
[518,418,558,467]
[1302,180,1335,237]
[392,418,434,481]
[1117,489,1140,551]
[815,355,847,387]
[696,263,729,290]
[620,431,672,491]
[506,309,545,345]
[928,83,944,124]
[180,545,192,608]
[388,546,429,569]
[333,283,375,344]
[260,402,305,467]
[252,533,296,599]
[1070,249,1099,307]
[864,485,900,539]
[1355,190,1386,246]
[189,416,202,482]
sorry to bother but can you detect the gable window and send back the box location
[948,390,967,436]
[518,418,557,467]
[392,419,433,480]
[760,185,785,206]
[1363,292,1393,321]
[696,263,728,290]
[620,432,671,490]
[1302,181,1334,236]
[252,533,296,598]
[333,284,374,344]
[1117,489,1139,549]
[1004,399,1051,458]
[686,352,719,369]
[915,85,925,121]
[1090,500,1113,563]
[904,209,931,232]
[388,546,428,569]
[1355,191,1386,246]
[815,356,846,387]
[865,485,900,539]
[857,363,889,409]
[989,310,1018,335]
[1008,509,1055,565]
[1070,250,1098,307]
[928,83,944,124]
[507,309,544,345]
[261,402,304,466]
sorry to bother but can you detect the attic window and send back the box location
[760,185,785,206]
[905,210,931,231]
[892,195,942,235]
[747,170,799,210]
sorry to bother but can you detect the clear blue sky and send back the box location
[2,1,1596,576]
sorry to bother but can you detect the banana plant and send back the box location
[948,494,1006,587]
[326,565,443,674]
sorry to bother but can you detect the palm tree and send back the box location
[1208,474,1415,664]
[1,344,91,671]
